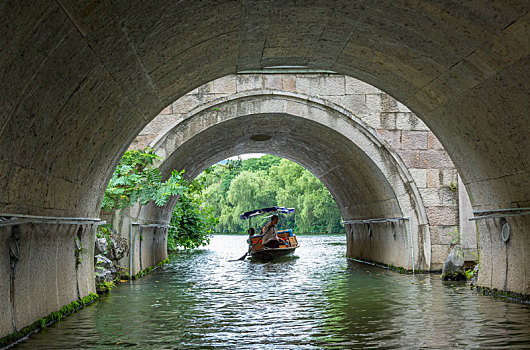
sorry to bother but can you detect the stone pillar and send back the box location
[0,223,96,338]
[112,206,169,277]
[345,220,420,270]
[476,215,530,296]
[458,175,478,262]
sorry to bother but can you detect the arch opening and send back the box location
[1,2,529,337]
[118,93,431,276]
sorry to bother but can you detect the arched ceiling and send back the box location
[141,94,428,227]
[161,112,400,219]
[135,93,432,268]
[0,1,528,217]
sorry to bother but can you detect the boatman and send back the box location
[261,215,285,248]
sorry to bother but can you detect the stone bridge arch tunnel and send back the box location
[1,0,529,340]
[116,92,433,275]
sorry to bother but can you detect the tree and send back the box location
[102,148,217,250]
[102,148,186,211]
[199,155,344,233]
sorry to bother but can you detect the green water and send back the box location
[14,235,530,349]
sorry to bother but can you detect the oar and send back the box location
[237,251,249,261]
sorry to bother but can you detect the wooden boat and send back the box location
[248,229,299,262]
[240,207,299,262]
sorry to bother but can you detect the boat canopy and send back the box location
[240,207,295,220]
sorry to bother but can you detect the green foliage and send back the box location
[96,225,113,255]
[200,155,343,233]
[471,251,480,267]
[168,178,218,250]
[74,237,85,267]
[96,281,116,294]
[102,148,186,211]
[465,268,474,279]
[449,181,458,191]
[448,228,462,244]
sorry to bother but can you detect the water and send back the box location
[14,235,530,349]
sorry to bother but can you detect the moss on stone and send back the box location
[131,258,170,280]
[0,293,99,348]
[442,272,467,281]
[470,285,530,304]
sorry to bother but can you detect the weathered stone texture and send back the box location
[0,223,96,338]
[1,0,529,337]
[426,207,459,226]
[138,73,464,272]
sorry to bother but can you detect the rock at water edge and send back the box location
[442,245,466,281]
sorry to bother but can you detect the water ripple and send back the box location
[14,234,530,349]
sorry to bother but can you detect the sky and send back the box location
[226,153,266,160]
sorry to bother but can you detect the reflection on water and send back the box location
[15,235,530,349]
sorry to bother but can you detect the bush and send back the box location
[168,178,218,250]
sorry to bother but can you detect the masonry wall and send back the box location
[0,223,96,338]
[108,206,169,277]
[132,73,466,270]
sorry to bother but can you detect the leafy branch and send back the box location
[102,148,187,211]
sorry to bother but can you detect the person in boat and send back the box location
[246,227,255,245]
[261,215,286,248]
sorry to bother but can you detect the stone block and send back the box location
[129,135,153,151]
[396,100,410,112]
[196,81,214,95]
[422,188,446,207]
[396,112,430,131]
[381,93,401,113]
[431,244,452,266]
[236,75,263,91]
[399,150,421,168]
[380,112,397,130]
[440,169,457,187]
[142,114,181,136]
[365,94,382,115]
[427,132,444,150]
[427,169,440,187]
[263,75,283,90]
[159,105,172,114]
[212,76,236,93]
[282,75,297,92]
[401,131,428,150]
[325,95,366,116]
[296,75,345,96]
[345,76,380,94]
[359,112,381,129]
[463,248,478,262]
[402,150,454,169]
[430,225,459,245]
[421,187,458,207]
[377,130,401,149]
[171,95,202,114]
[409,168,427,188]
[426,207,458,226]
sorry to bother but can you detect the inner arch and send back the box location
[131,94,430,270]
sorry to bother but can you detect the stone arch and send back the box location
[1,1,529,337]
[131,92,432,271]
